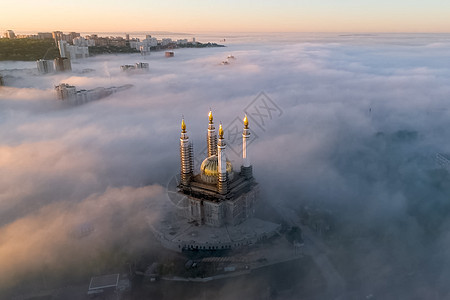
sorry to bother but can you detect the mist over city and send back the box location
[2,7,450,298]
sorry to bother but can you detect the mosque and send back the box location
[151,111,279,252]
[178,111,257,227]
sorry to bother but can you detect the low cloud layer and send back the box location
[0,185,164,291]
[1,33,450,298]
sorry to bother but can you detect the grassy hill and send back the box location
[0,39,60,61]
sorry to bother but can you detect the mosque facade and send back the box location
[150,111,280,253]
[178,112,258,227]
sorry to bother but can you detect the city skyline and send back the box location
[1,0,450,33]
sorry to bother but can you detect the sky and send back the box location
[1,0,450,33]
[2,33,450,298]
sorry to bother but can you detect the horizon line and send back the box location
[4,29,450,36]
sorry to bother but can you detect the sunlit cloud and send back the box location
[1,33,450,297]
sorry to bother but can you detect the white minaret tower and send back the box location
[241,115,253,179]
[217,123,228,194]
[242,114,250,167]
[207,110,217,157]
[180,118,193,186]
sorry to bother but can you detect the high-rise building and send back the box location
[59,40,89,60]
[120,62,149,71]
[52,31,64,42]
[135,62,149,69]
[54,57,72,72]
[55,83,77,100]
[73,37,95,47]
[68,32,80,41]
[109,37,126,47]
[139,45,150,56]
[161,38,172,46]
[52,31,80,44]
[55,83,132,104]
[58,40,66,58]
[37,32,52,39]
[132,36,157,53]
[3,30,16,39]
[36,59,54,74]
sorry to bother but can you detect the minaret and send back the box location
[217,124,228,194]
[180,118,193,186]
[207,110,217,157]
[241,115,253,179]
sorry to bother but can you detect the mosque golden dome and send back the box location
[200,155,234,183]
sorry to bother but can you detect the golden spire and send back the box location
[181,118,186,133]
[208,110,213,124]
[219,123,224,139]
[243,114,248,128]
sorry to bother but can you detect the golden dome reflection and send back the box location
[243,114,248,128]
[181,118,186,132]
[200,155,234,183]
[208,110,213,123]
[218,124,224,138]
